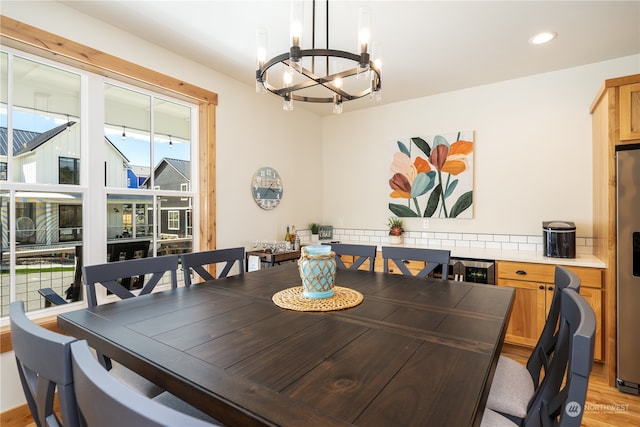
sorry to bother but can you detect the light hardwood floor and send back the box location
[3,347,639,427]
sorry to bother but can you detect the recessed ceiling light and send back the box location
[529,32,557,45]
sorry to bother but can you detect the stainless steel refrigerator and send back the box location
[616,145,640,395]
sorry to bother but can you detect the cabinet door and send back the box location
[499,279,546,347]
[579,287,603,361]
[620,82,640,141]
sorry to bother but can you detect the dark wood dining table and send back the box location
[58,262,514,427]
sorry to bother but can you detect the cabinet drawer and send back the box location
[497,261,602,288]
[565,266,602,288]
[374,254,425,274]
[498,261,555,283]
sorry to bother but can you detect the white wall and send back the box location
[322,55,640,237]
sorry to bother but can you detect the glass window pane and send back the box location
[157,195,193,257]
[9,191,83,315]
[11,57,81,184]
[153,98,191,182]
[107,194,153,241]
[1,52,7,180]
[0,190,8,315]
[104,84,151,189]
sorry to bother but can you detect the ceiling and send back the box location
[61,1,640,116]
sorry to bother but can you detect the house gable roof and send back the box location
[141,157,191,187]
[1,124,129,163]
[0,126,54,156]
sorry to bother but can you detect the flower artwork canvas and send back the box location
[389,131,474,218]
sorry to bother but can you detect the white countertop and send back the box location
[308,240,606,269]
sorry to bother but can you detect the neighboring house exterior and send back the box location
[143,158,192,238]
[127,164,150,188]
[0,123,130,245]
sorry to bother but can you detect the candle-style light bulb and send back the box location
[333,95,343,114]
[256,28,268,93]
[283,66,294,87]
[290,0,303,47]
[331,60,343,89]
[289,0,303,73]
[283,94,294,111]
[357,6,372,79]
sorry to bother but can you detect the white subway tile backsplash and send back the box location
[403,237,416,245]
[326,228,593,255]
[527,236,543,244]
[510,235,528,243]
[518,243,537,252]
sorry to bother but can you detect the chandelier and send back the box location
[256,0,382,114]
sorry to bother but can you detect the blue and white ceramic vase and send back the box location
[298,245,336,299]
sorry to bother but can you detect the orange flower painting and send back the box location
[388,131,474,218]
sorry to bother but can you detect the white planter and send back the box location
[311,234,319,243]
[389,235,403,245]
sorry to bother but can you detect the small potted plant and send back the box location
[387,217,404,244]
[309,223,320,243]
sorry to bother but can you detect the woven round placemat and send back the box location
[272,286,364,312]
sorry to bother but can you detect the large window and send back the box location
[1,46,199,316]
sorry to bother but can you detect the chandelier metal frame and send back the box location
[255,0,382,106]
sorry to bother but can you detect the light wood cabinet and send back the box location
[619,82,640,141]
[496,261,603,360]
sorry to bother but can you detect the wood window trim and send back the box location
[0,16,217,352]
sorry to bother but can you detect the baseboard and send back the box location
[1,403,33,427]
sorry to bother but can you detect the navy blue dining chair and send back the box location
[10,301,80,427]
[71,340,222,427]
[486,266,581,419]
[381,246,450,278]
[327,243,377,272]
[180,247,245,286]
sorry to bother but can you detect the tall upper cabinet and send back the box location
[619,83,640,141]
[590,74,640,385]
